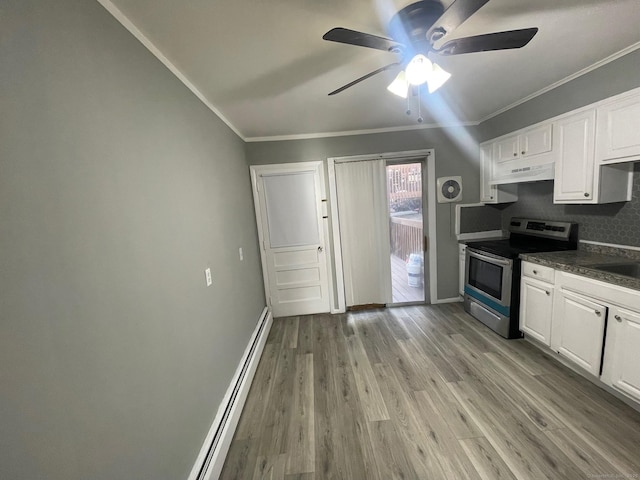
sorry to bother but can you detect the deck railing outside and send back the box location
[390,216,423,261]
[387,163,424,262]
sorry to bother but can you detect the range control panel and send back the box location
[509,218,577,240]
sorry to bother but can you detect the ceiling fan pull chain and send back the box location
[406,92,411,116]
[417,87,423,123]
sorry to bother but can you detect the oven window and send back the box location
[468,256,503,300]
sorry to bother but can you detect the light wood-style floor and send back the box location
[220,303,640,480]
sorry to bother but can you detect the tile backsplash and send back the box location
[500,163,640,247]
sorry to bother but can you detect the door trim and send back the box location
[328,149,437,312]
[250,161,334,316]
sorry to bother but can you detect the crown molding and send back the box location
[479,41,640,124]
[244,121,479,143]
[96,0,246,140]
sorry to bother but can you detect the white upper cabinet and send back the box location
[520,123,553,158]
[596,89,640,164]
[494,124,552,162]
[480,86,640,205]
[553,109,596,202]
[491,122,555,185]
[480,142,517,204]
[494,135,520,163]
[553,108,633,204]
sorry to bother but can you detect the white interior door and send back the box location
[251,163,331,317]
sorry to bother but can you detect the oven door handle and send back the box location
[467,250,512,266]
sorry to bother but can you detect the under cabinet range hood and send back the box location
[490,153,555,185]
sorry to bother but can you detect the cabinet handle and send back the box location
[521,151,526,155]
[545,291,550,296]
[584,193,590,197]
[533,270,538,274]
[615,315,622,322]
[513,153,517,157]
[595,310,601,316]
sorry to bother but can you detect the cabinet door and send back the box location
[602,307,640,402]
[479,143,496,203]
[551,289,606,376]
[520,276,553,345]
[553,109,596,203]
[480,142,518,204]
[494,135,519,163]
[596,92,640,164]
[521,123,553,158]
[459,244,466,296]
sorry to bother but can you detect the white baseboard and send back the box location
[188,307,272,480]
[433,296,463,304]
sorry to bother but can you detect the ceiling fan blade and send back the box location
[323,27,403,52]
[436,28,538,55]
[328,62,401,96]
[426,0,490,43]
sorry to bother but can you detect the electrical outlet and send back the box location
[239,247,244,261]
[205,268,212,286]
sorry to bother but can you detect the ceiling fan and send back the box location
[322,0,538,100]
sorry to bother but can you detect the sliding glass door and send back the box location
[386,161,427,304]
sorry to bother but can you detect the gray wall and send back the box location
[0,2,264,479]
[478,48,640,247]
[245,127,481,300]
[478,48,640,141]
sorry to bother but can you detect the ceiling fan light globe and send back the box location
[387,71,409,98]
[405,54,432,86]
[426,62,451,93]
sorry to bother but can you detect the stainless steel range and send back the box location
[464,218,578,339]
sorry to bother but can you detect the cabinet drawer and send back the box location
[522,261,554,283]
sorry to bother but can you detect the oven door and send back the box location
[465,248,513,310]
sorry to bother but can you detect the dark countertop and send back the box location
[520,246,640,292]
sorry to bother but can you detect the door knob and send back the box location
[615,315,622,322]
[318,246,323,253]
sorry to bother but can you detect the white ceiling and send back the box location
[104,0,640,140]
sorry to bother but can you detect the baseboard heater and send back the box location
[195,310,270,480]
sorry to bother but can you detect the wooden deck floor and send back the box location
[220,303,640,480]
[390,254,424,303]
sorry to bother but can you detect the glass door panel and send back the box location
[387,162,426,304]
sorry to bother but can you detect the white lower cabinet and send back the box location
[551,289,607,377]
[601,306,640,403]
[519,276,554,345]
[521,267,640,406]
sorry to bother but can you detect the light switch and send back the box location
[205,268,212,286]
[239,247,244,261]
